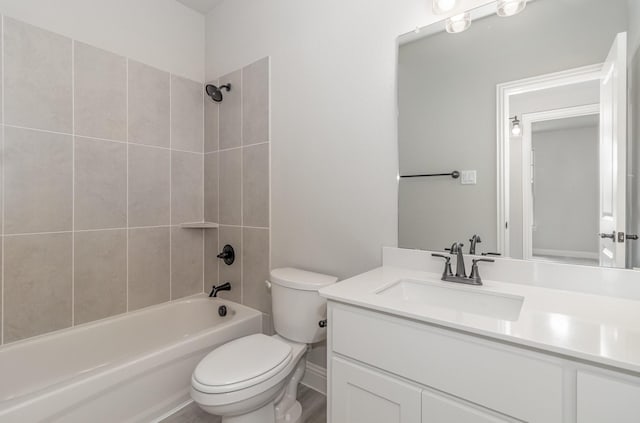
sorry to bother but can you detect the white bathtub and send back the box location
[0,295,261,423]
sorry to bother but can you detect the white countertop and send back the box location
[319,266,640,374]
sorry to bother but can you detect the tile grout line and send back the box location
[216,79,220,299]
[2,123,202,155]
[71,38,75,328]
[169,74,173,301]
[240,68,244,305]
[125,59,129,313]
[202,82,205,294]
[1,14,5,345]
[2,225,177,238]
[208,140,268,154]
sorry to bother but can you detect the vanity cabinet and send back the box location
[327,302,640,423]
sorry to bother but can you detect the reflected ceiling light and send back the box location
[511,115,522,136]
[432,0,457,14]
[445,12,471,34]
[497,0,527,17]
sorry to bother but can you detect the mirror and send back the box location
[397,0,640,268]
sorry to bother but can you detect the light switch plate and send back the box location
[461,170,477,185]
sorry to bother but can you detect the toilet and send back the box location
[190,268,337,423]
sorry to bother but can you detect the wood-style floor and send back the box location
[161,385,326,423]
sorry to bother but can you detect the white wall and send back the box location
[0,0,205,81]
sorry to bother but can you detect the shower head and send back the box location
[205,83,231,103]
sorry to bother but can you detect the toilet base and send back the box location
[278,400,301,423]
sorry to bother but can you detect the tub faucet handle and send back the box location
[209,282,232,298]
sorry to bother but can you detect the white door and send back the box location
[599,32,627,267]
[330,357,421,423]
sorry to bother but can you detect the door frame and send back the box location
[520,104,601,260]
[496,64,603,257]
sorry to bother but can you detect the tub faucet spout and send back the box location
[209,282,231,297]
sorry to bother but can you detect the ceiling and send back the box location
[176,0,224,14]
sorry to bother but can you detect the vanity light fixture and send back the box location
[497,0,527,17]
[432,0,457,14]
[511,115,522,136]
[445,12,471,34]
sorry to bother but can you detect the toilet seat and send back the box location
[193,334,293,394]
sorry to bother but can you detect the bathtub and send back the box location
[0,295,261,423]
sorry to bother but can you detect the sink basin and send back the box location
[376,279,524,321]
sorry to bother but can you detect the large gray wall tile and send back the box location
[217,225,242,303]
[4,18,72,133]
[74,42,126,140]
[171,75,203,153]
[242,228,271,314]
[242,57,270,145]
[171,151,204,224]
[4,233,72,343]
[74,138,127,230]
[219,148,241,225]
[205,80,219,153]
[128,145,170,227]
[243,143,269,227]
[171,227,203,299]
[128,60,170,148]
[4,127,72,234]
[129,227,170,310]
[204,153,219,222]
[219,70,242,150]
[74,230,126,324]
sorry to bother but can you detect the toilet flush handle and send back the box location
[265,280,272,289]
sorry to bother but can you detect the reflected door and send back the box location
[598,32,627,268]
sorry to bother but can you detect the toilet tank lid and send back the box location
[270,267,338,291]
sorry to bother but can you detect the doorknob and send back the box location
[616,232,639,243]
[599,232,615,240]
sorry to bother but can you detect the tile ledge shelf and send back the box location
[179,222,219,229]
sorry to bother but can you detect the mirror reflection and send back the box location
[398,0,639,268]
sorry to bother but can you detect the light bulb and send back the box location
[433,0,457,14]
[445,12,471,33]
[497,0,527,17]
[512,122,521,136]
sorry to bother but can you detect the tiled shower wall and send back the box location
[0,17,206,344]
[204,58,272,327]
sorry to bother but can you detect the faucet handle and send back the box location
[469,258,495,285]
[432,254,453,279]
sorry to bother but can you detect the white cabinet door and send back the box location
[577,371,640,423]
[422,390,516,423]
[330,357,421,423]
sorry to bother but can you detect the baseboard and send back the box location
[301,361,327,395]
[533,248,598,260]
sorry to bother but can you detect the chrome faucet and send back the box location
[432,243,495,286]
[469,235,482,255]
[450,242,466,277]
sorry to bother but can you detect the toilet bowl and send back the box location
[191,268,337,423]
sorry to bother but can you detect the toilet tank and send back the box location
[270,268,338,344]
